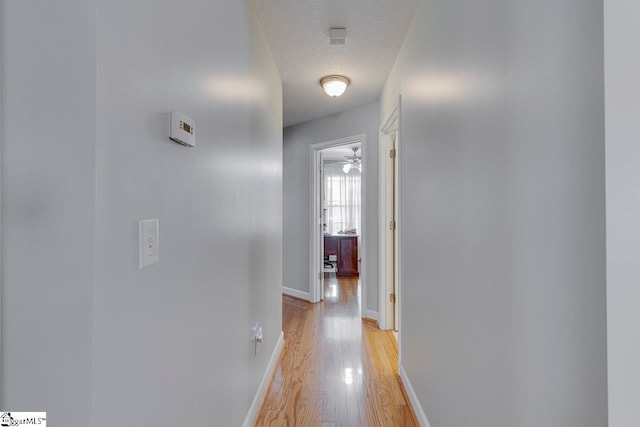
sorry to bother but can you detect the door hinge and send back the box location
[389,220,396,231]
[389,148,396,159]
[390,293,396,303]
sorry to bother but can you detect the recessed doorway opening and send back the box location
[309,134,366,305]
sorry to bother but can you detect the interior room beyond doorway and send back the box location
[321,142,362,278]
[309,135,367,304]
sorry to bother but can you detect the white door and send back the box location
[385,133,399,331]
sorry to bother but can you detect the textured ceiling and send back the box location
[252,0,419,127]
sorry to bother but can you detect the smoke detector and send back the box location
[330,28,346,45]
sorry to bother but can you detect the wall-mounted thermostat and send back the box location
[169,111,195,147]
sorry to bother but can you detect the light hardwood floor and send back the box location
[255,276,419,427]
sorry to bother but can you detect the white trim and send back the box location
[363,309,379,322]
[359,137,368,318]
[309,134,367,305]
[309,134,366,150]
[309,147,322,303]
[282,286,311,302]
[381,104,400,135]
[399,364,432,427]
[377,133,386,329]
[396,97,404,363]
[243,331,285,427]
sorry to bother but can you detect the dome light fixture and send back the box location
[320,75,350,97]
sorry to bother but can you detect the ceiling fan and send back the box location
[323,146,362,173]
[341,147,361,173]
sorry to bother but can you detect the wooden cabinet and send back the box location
[324,236,338,258]
[324,235,358,276]
[337,236,358,276]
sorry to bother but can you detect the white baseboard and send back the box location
[283,286,311,301]
[242,331,285,427]
[363,308,379,322]
[399,364,432,427]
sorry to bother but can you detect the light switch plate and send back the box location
[139,219,159,269]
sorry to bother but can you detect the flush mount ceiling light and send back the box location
[320,75,350,97]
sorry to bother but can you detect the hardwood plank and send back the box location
[255,276,418,426]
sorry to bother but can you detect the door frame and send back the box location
[379,96,402,339]
[309,134,366,304]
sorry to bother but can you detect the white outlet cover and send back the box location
[139,219,159,269]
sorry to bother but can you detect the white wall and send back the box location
[381,0,607,426]
[92,1,282,426]
[605,0,640,425]
[283,102,379,314]
[1,1,282,426]
[1,1,96,424]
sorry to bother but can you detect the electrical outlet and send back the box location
[253,324,263,355]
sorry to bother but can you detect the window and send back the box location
[324,163,361,235]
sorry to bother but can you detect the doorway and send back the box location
[379,97,402,341]
[309,134,366,304]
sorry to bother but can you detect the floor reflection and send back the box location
[322,274,362,341]
[255,274,419,426]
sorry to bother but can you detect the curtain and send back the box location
[323,163,361,235]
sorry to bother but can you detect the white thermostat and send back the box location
[169,111,195,147]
